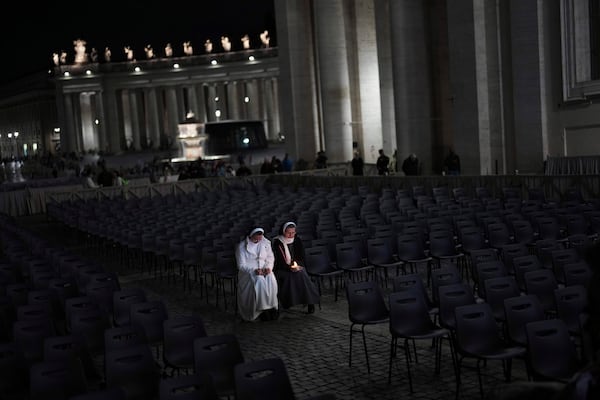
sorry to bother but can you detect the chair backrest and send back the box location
[458,226,487,253]
[388,290,436,338]
[366,237,395,265]
[483,275,521,322]
[513,254,543,291]
[486,222,513,249]
[345,280,389,324]
[499,243,529,274]
[454,302,504,355]
[437,282,475,330]
[304,246,336,275]
[503,294,545,346]
[104,344,160,399]
[104,325,148,354]
[550,248,580,284]
[525,319,581,381]
[430,265,462,306]
[13,318,56,364]
[523,269,558,313]
[562,261,592,287]
[69,306,111,355]
[29,358,88,400]
[396,234,428,261]
[511,219,535,245]
[69,387,127,400]
[112,287,147,327]
[43,333,97,379]
[194,333,244,397]
[428,230,459,258]
[554,285,588,335]
[475,260,508,299]
[335,242,364,271]
[159,373,219,400]
[129,299,169,346]
[391,273,433,308]
[163,314,207,370]
[234,357,295,400]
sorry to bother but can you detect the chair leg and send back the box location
[361,325,370,373]
[404,338,414,393]
[388,336,396,384]
[476,358,485,399]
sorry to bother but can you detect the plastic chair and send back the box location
[503,294,545,347]
[396,234,432,283]
[453,302,526,399]
[163,314,207,376]
[554,285,588,336]
[550,247,580,284]
[345,280,389,373]
[430,265,463,307]
[159,373,218,400]
[437,282,476,333]
[193,333,244,399]
[43,333,99,380]
[486,222,513,250]
[234,357,295,400]
[112,287,147,327]
[367,237,404,286]
[391,273,436,316]
[335,242,374,282]
[387,290,449,393]
[513,255,543,292]
[562,261,592,287]
[104,325,148,354]
[69,306,111,356]
[13,318,56,364]
[523,269,558,316]
[498,243,529,275]
[104,344,161,400]
[29,358,88,400]
[304,246,343,301]
[428,230,465,277]
[129,299,169,355]
[484,276,521,323]
[474,260,508,299]
[525,319,582,382]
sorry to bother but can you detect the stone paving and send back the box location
[15,215,533,400]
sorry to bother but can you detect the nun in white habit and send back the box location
[235,227,279,321]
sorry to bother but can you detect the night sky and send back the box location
[0,1,275,85]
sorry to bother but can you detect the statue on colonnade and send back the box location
[124,46,134,61]
[73,39,88,64]
[90,48,98,63]
[183,41,193,56]
[204,39,213,53]
[221,36,232,52]
[241,34,250,49]
[165,43,173,57]
[104,47,112,62]
[260,30,270,48]
[144,45,155,59]
[60,51,67,64]
[52,53,59,66]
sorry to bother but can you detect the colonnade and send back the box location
[54,56,280,156]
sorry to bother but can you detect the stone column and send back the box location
[128,89,141,150]
[144,87,161,149]
[194,84,208,123]
[165,87,179,148]
[245,80,260,121]
[389,0,433,173]
[374,0,396,161]
[185,85,199,119]
[121,90,134,151]
[353,0,384,165]
[226,81,241,120]
[206,84,217,121]
[215,83,227,120]
[274,0,319,163]
[314,0,354,163]
[103,88,122,154]
[62,93,76,153]
[94,91,107,152]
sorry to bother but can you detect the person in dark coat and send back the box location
[402,153,420,176]
[272,221,320,313]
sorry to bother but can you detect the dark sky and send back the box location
[0,1,276,85]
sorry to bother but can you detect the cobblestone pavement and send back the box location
[15,215,532,400]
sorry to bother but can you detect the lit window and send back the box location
[173,63,180,69]
[211,59,218,65]
[215,110,221,117]
[134,66,141,72]
[63,71,70,77]
[248,55,255,61]
[85,70,92,75]
[244,96,250,103]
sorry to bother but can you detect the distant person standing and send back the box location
[351,151,364,176]
[402,153,420,176]
[443,149,461,175]
[315,151,328,169]
[376,149,390,175]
